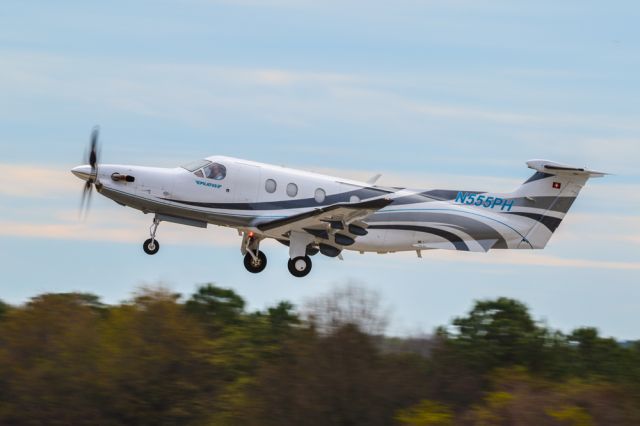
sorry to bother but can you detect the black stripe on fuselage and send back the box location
[390,190,484,206]
[367,224,470,251]
[162,187,392,211]
[503,212,563,232]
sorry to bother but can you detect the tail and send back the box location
[501,160,606,249]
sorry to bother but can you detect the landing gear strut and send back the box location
[287,231,314,278]
[242,231,267,273]
[143,218,160,255]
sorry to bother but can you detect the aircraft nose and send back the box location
[71,165,92,181]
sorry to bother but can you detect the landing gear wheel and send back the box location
[143,238,160,255]
[244,251,267,273]
[287,256,312,278]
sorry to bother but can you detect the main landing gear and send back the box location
[287,256,312,277]
[143,218,160,255]
[286,231,314,278]
[240,231,313,277]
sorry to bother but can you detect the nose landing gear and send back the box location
[244,250,267,273]
[143,218,160,255]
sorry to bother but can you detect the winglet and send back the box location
[366,174,382,185]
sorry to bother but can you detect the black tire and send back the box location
[143,238,160,255]
[287,256,312,278]
[244,251,267,273]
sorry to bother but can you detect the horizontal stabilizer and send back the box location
[526,159,607,177]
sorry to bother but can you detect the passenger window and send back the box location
[265,179,277,193]
[314,188,326,203]
[286,183,298,197]
[204,163,226,180]
[194,169,204,178]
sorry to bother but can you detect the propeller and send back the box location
[79,126,101,218]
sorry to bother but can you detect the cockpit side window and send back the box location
[181,159,212,172]
[194,169,204,178]
[204,163,227,180]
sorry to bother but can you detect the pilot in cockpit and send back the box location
[204,163,226,180]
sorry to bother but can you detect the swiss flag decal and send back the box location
[552,182,561,189]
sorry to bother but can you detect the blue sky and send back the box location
[1,1,638,338]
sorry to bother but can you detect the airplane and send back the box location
[71,127,606,278]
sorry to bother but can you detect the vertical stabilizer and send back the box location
[503,160,605,249]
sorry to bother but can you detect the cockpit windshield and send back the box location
[181,159,212,172]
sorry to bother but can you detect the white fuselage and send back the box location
[89,155,541,254]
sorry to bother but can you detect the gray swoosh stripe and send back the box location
[511,196,576,214]
[367,211,508,249]
[368,224,470,251]
[503,212,563,233]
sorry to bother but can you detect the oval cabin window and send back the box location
[265,179,277,193]
[286,183,298,197]
[314,188,326,203]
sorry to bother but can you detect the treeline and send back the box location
[0,284,638,425]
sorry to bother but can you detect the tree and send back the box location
[0,299,11,320]
[98,287,218,425]
[0,293,104,424]
[448,297,549,371]
[243,285,426,425]
[304,284,388,335]
[185,284,246,335]
[567,327,625,378]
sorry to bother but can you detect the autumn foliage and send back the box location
[0,285,638,425]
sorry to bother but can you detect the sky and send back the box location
[1,0,638,338]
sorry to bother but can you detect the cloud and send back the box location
[0,163,78,198]
[3,50,640,136]
[433,250,640,270]
[0,212,240,247]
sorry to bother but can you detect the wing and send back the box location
[256,197,392,247]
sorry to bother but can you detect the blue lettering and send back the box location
[466,193,476,205]
[502,199,514,211]
[195,180,221,189]
[475,195,486,206]
[492,198,503,208]
[455,192,468,203]
[484,196,494,207]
